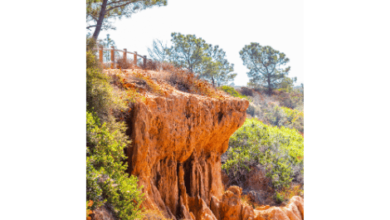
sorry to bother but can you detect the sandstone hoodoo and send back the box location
[120,70,248,219]
[107,69,304,220]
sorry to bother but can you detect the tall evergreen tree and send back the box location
[201,45,236,87]
[239,43,290,94]
[168,32,210,73]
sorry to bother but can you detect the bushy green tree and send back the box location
[239,43,291,94]
[87,0,167,39]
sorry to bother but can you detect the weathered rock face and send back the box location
[122,77,304,220]
[125,89,249,219]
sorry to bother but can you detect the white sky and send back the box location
[96,0,303,86]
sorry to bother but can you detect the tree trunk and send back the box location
[267,77,271,95]
[92,0,108,40]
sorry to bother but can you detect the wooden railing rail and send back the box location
[97,45,148,69]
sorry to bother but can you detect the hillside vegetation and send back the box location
[86,41,144,220]
[223,119,304,188]
[221,85,304,205]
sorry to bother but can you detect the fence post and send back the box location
[111,46,115,69]
[134,52,137,67]
[143,55,147,68]
[123,48,127,62]
[99,46,103,67]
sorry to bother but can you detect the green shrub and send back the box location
[246,104,255,117]
[86,45,144,219]
[86,157,104,210]
[239,87,253,97]
[87,51,129,121]
[219,85,250,100]
[87,111,144,219]
[274,192,285,204]
[275,89,303,110]
[246,104,261,118]
[259,105,304,133]
[222,118,303,191]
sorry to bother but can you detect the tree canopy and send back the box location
[167,32,210,73]
[200,45,236,87]
[239,43,291,94]
[148,33,236,86]
[87,0,167,39]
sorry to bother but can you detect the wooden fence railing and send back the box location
[97,45,148,69]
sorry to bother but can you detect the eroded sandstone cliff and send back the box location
[112,69,304,220]
[124,84,248,219]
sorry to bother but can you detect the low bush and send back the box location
[144,59,161,71]
[257,104,304,133]
[239,87,253,97]
[241,87,304,133]
[87,111,144,219]
[116,58,138,69]
[87,51,129,121]
[222,118,304,202]
[130,70,165,95]
[246,104,261,118]
[219,85,250,100]
[274,192,284,204]
[274,89,303,110]
[238,86,303,111]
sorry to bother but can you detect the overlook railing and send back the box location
[97,45,148,69]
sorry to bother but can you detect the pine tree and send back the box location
[239,43,290,94]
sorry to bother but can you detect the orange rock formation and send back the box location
[125,84,248,219]
[118,70,303,220]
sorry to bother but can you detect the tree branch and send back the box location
[86,25,97,30]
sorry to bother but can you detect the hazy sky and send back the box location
[95,0,303,86]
